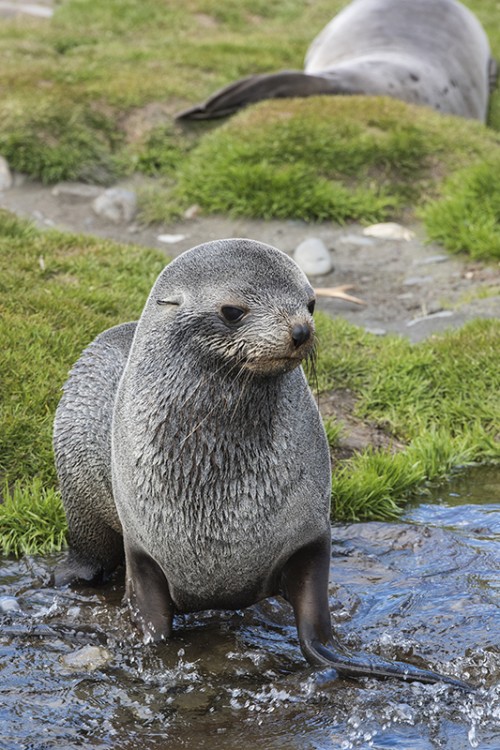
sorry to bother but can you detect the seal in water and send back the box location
[53,238,468,689]
[177,0,496,122]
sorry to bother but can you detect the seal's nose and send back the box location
[291,323,311,348]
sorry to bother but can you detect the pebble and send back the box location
[92,188,137,223]
[425,301,443,315]
[293,237,333,276]
[60,645,113,672]
[406,310,454,327]
[364,327,387,336]
[157,233,186,244]
[184,204,200,219]
[413,254,449,266]
[403,275,433,286]
[0,156,13,191]
[363,223,415,241]
[338,234,375,247]
[0,596,21,614]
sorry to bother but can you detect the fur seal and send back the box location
[53,238,468,689]
[177,0,495,122]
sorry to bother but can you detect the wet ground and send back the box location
[1,466,499,750]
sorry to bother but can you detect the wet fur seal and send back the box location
[53,238,468,689]
[177,0,496,122]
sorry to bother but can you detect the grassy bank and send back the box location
[1,1,500,257]
[1,212,499,555]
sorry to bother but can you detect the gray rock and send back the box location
[338,234,375,247]
[413,254,449,266]
[0,156,13,191]
[0,596,21,614]
[425,301,444,315]
[293,237,333,276]
[403,275,433,286]
[60,645,113,672]
[92,188,137,223]
[52,182,103,203]
[364,327,387,336]
[406,310,454,327]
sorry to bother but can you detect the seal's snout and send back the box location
[291,323,311,348]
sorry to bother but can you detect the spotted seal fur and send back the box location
[177,0,495,122]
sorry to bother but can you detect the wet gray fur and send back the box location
[54,239,330,606]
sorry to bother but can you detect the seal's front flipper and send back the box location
[176,70,346,121]
[53,527,124,587]
[124,541,174,642]
[281,537,472,690]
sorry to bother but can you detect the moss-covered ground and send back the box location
[1,1,500,257]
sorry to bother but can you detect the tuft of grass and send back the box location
[324,418,344,450]
[421,158,500,260]
[331,427,498,521]
[134,123,197,178]
[0,479,67,557]
[0,103,123,185]
[314,314,500,442]
[315,313,500,520]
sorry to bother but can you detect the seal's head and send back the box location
[144,238,316,377]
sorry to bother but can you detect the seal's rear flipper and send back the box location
[281,536,473,691]
[176,70,348,121]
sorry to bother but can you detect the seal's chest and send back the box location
[162,531,280,612]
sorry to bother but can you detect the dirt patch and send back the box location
[1,175,499,345]
[319,388,405,462]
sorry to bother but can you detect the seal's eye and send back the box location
[220,305,246,323]
[307,299,316,315]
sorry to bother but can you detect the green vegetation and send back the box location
[315,315,500,519]
[172,97,500,235]
[1,213,498,553]
[1,1,500,256]
[422,157,500,259]
[0,480,67,557]
[0,210,165,489]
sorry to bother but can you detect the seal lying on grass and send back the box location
[53,238,468,688]
[177,0,495,122]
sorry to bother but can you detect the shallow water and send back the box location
[1,466,499,750]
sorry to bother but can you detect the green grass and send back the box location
[331,427,497,521]
[1,1,500,256]
[171,97,500,230]
[0,212,498,554]
[0,210,165,487]
[421,157,500,259]
[0,479,67,557]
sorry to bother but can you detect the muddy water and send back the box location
[1,467,499,750]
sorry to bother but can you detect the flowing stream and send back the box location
[1,466,499,750]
